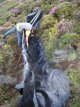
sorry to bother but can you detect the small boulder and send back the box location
[52,49,68,63]
[75,11,80,21]
[11,8,22,17]
[0,27,7,34]
[3,21,12,28]
[73,0,80,5]
[0,75,17,86]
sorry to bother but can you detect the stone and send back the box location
[3,21,12,28]
[11,8,21,17]
[0,26,7,34]
[0,75,17,86]
[52,49,68,63]
[75,11,80,21]
[73,0,80,5]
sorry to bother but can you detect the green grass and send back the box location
[68,68,80,107]
[0,0,18,25]
[70,95,80,107]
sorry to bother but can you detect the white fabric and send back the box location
[16,22,32,32]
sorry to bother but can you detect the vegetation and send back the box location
[57,2,77,19]
[0,0,80,107]
[59,33,80,48]
[68,67,80,107]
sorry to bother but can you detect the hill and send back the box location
[0,0,80,107]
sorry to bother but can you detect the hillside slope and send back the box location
[0,0,80,107]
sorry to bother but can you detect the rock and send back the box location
[0,41,4,47]
[59,0,64,2]
[73,0,80,5]
[0,26,7,34]
[0,105,6,107]
[75,11,80,21]
[10,16,16,22]
[3,21,12,28]
[51,49,78,70]
[52,49,68,63]
[0,75,17,86]
[53,49,67,56]
[11,8,21,17]
[0,65,5,73]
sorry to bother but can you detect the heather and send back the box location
[0,0,80,107]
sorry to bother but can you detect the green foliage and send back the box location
[68,68,80,107]
[74,21,80,34]
[41,26,58,58]
[0,0,80,106]
[0,85,18,106]
[68,51,77,61]
[57,2,77,19]
[68,68,80,85]
[70,96,80,107]
[41,4,52,14]
[59,33,80,48]
[0,44,14,69]
[40,14,58,58]
[0,17,5,25]
[0,54,5,64]
[41,0,58,4]
[19,0,35,14]
[11,13,26,24]
[7,35,16,45]
[0,0,17,25]
[41,14,58,29]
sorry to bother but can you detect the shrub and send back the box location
[68,67,80,107]
[0,0,17,25]
[41,14,58,29]
[58,19,74,36]
[49,6,59,15]
[59,33,80,48]
[41,0,59,4]
[0,85,18,106]
[40,14,58,58]
[40,25,58,58]
[41,4,52,14]
[0,18,5,25]
[57,2,77,19]
[74,21,80,34]
[0,44,14,72]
